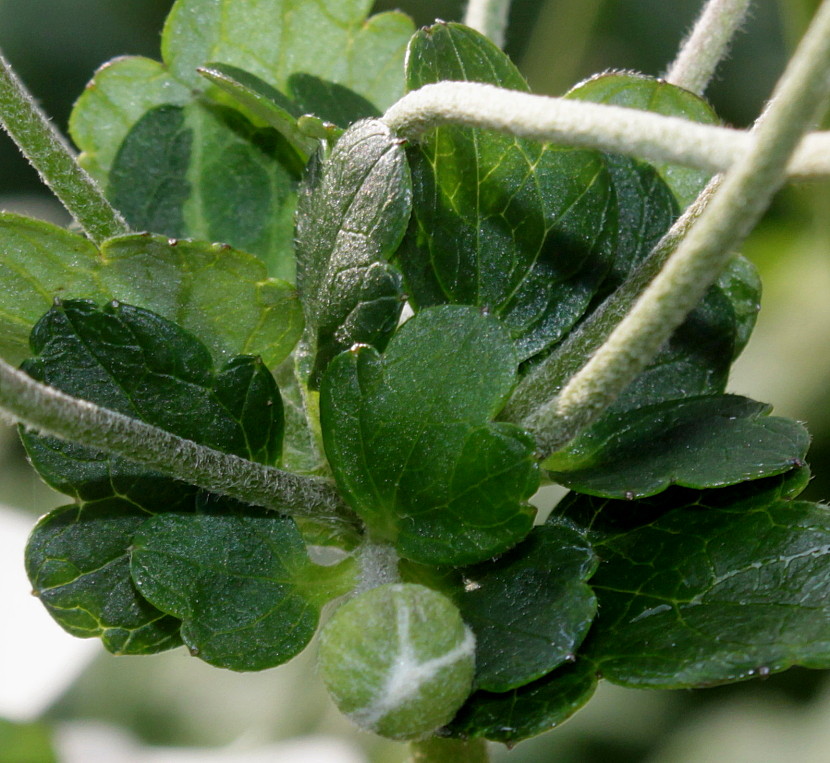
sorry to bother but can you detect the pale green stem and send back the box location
[409,737,489,763]
[384,81,830,180]
[0,357,354,526]
[464,0,512,49]
[522,0,830,457]
[666,0,754,95]
[355,541,401,594]
[0,52,128,244]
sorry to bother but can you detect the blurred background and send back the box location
[1,0,829,761]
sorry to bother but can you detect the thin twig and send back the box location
[384,82,830,180]
[0,357,354,526]
[523,0,830,457]
[464,0,512,49]
[0,52,129,244]
[666,0,754,95]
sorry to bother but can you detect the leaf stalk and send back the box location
[0,52,129,244]
[0,356,354,527]
[384,81,830,180]
[523,0,830,456]
[666,0,754,95]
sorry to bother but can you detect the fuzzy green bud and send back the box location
[318,583,476,740]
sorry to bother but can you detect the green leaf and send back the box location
[0,212,105,365]
[580,485,830,688]
[295,119,411,386]
[443,661,598,744]
[0,214,303,368]
[68,1,414,272]
[717,254,762,360]
[161,0,412,114]
[108,103,299,282]
[400,23,678,362]
[567,72,721,209]
[401,23,614,360]
[457,523,598,692]
[130,496,354,671]
[320,306,538,566]
[24,299,283,462]
[545,395,809,499]
[197,63,317,160]
[26,499,183,655]
[98,234,303,368]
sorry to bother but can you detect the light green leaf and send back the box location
[320,306,538,566]
[0,215,302,369]
[131,498,354,671]
[295,118,411,387]
[68,1,414,272]
[0,212,105,365]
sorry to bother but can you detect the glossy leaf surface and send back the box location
[400,23,678,361]
[444,661,598,744]
[457,523,598,691]
[545,395,808,499]
[295,119,410,386]
[26,500,183,655]
[320,306,538,566]
[579,485,830,687]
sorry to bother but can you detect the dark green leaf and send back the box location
[108,103,298,281]
[130,497,355,671]
[400,23,619,360]
[320,306,538,566]
[583,487,830,688]
[567,72,720,208]
[295,119,411,386]
[26,500,183,655]
[553,467,813,538]
[24,299,283,462]
[457,523,598,692]
[545,395,809,499]
[443,660,597,744]
[400,24,679,363]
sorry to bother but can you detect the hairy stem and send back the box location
[523,0,830,456]
[464,0,512,49]
[384,81,830,180]
[0,357,354,526]
[666,0,754,94]
[0,52,128,244]
[409,737,489,763]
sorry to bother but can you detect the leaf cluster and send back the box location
[4,1,830,748]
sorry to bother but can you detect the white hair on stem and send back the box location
[0,356,353,525]
[384,81,830,180]
[667,0,754,95]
